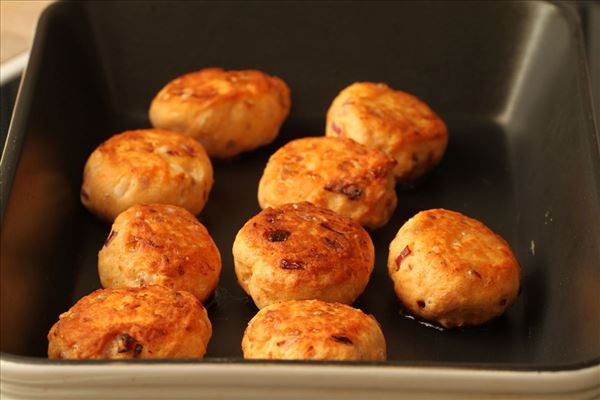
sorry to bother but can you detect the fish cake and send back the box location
[81,129,213,221]
[257,136,397,229]
[47,286,212,359]
[387,209,520,328]
[98,204,221,302]
[149,68,291,158]
[326,82,448,182]
[242,299,386,360]
[233,202,374,308]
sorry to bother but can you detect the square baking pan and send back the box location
[1,1,599,398]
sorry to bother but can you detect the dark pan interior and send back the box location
[1,1,599,370]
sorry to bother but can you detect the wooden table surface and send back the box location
[1,0,54,63]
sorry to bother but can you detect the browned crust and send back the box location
[241,202,373,283]
[91,129,208,182]
[152,68,290,110]
[327,82,447,143]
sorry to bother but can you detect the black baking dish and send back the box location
[1,0,599,373]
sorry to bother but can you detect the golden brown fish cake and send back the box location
[47,286,212,359]
[257,136,397,229]
[387,209,520,328]
[233,202,374,308]
[81,129,213,221]
[98,204,221,302]
[149,68,291,158]
[242,300,386,360]
[326,82,448,182]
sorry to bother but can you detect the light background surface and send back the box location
[1,1,53,63]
